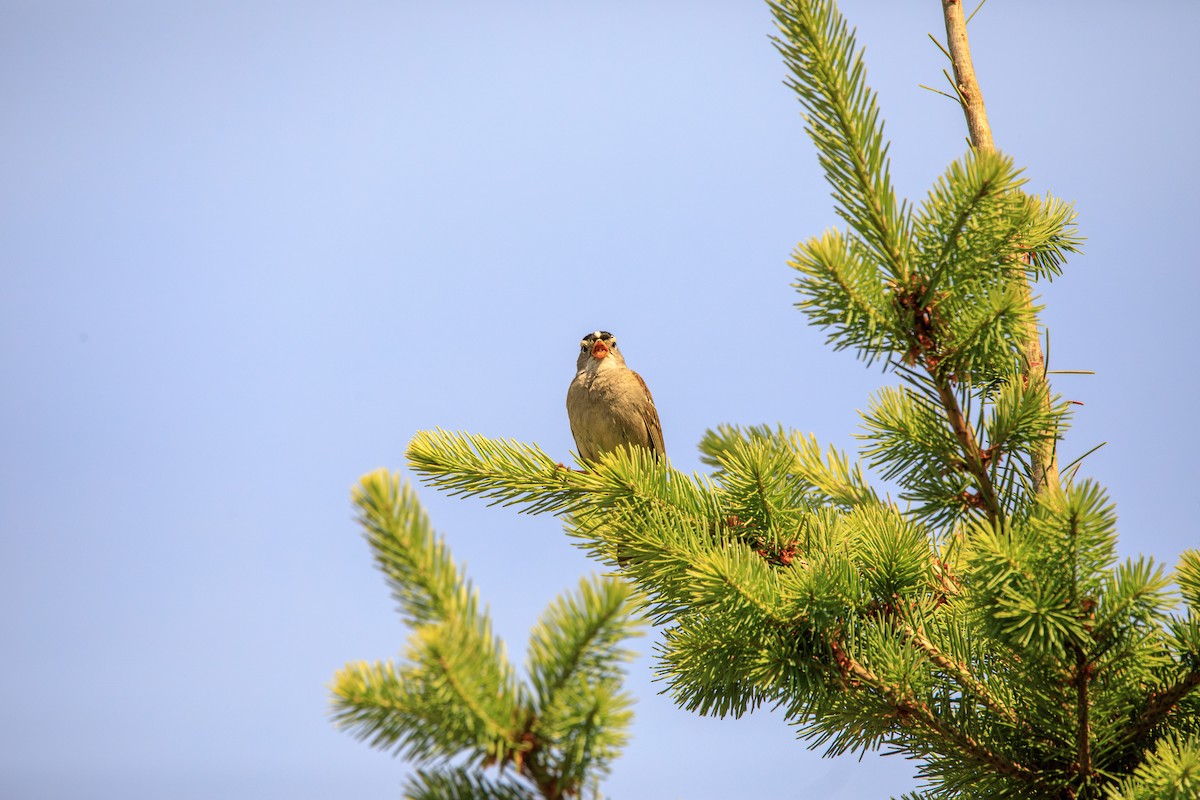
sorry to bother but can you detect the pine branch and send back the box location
[1072,643,1094,781]
[830,635,1036,782]
[789,432,880,509]
[790,229,898,363]
[405,768,536,800]
[331,660,427,755]
[1123,669,1200,751]
[1176,550,1200,610]
[423,626,524,762]
[1106,733,1200,800]
[354,471,477,628]
[656,614,785,719]
[939,0,1060,495]
[916,150,1024,299]
[527,577,641,705]
[689,544,795,626]
[334,472,643,797]
[1017,193,1083,280]
[769,0,911,281]
[1088,557,1173,652]
[407,430,722,533]
[406,429,586,515]
[700,424,878,509]
[934,378,1000,525]
[898,623,1020,727]
[984,374,1068,470]
[938,286,1034,379]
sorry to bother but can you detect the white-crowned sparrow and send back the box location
[566,330,665,464]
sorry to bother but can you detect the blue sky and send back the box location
[3,1,1197,798]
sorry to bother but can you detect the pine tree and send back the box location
[384,1,1199,797]
[330,471,644,800]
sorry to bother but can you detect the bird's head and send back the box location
[577,330,623,372]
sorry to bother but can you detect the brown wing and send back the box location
[631,370,666,459]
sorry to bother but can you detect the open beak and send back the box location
[590,339,610,359]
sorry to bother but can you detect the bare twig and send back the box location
[940,0,994,151]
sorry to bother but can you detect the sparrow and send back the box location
[566,330,665,464]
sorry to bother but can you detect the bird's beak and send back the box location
[590,339,609,359]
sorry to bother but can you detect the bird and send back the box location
[566,330,665,464]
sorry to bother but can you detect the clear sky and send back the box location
[3,1,1197,798]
